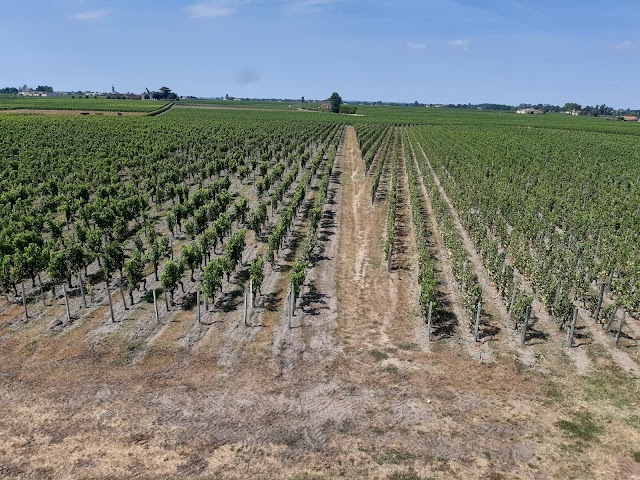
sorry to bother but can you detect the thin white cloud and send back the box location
[185,1,237,18]
[615,40,635,50]
[285,0,338,14]
[407,42,426,50]
[68,9,109,21]
[448,39,470,50]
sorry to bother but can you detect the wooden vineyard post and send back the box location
[604,306,618,332]
[473,301,482,342]
[520,305,531,346]
[38,274,45,307]
[62,283,71,323]
[607,268,615,293]
[553,280,563,308]
[287,284,293,329]
[119,278,128,311]
[78,273,87,308]
[593,283,605,322]
[153,289,159,323]
[426,301,433,341]
[568,307,578,347]
[615,312,626,348]
[196,290,201,324]
[286,287,291,329]
[21,282,28,320]
[107,283,115,323]
[243,292,248,327]
[249,278,254,312]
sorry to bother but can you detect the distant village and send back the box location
[3,85,183,101]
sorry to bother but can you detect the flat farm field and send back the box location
[0,95,168,113]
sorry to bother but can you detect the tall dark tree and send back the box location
[329,92,343,113]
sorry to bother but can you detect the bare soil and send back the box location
[0,127,639,480]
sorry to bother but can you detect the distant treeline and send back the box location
[1,85,53,94]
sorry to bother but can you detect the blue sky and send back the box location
[1,0,638,107]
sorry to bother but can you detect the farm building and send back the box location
[516,108,544,114]
[622,115,639,121]
[319,102,331,111]
[18,91,48,97]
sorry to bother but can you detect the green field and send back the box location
[0,94,169,112]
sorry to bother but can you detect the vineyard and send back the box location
[0,95,169,113]
[0,106,639,479]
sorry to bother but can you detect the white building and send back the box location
[516,108,544,114]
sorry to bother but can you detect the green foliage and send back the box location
[225,230,246,266]
[47,250,68,285]
[125,249,146,300]
[160,259,183,299]
[291,260,306,298]
[202,258,223,300]
[249,201,268,235]
[410,120,640,319]
[219,255,234,282]
[328,92,343,113]
[103,241,124,277]
[233,196,249,224]
[249,256,264,294]
[181,242,203,281]
[339,105,357,114]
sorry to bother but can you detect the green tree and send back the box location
[562,102,582,112]
[329,92,343,113]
